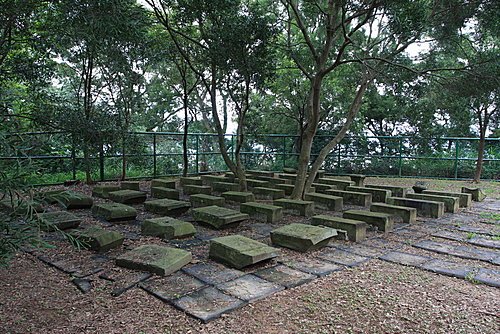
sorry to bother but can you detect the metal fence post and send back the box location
[282,136,286,170]
[153,133,157,177]
[71,134,76,180]
[398,137,403,177]
[454,139,459,179]
[99,141,105,181]
[195,134,199,175]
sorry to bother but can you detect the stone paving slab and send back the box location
[456,225,500,237]
[172,286,246,323]
[109,189,147,204]
[281,258,342,277]
[254,265,316,288]
[331,244,387,258]
[38,211,82,231]
[193,206,249,229]
[141,217,196,240]
[139,271,206,302]
[70,226,124,252]
[111,272,152,297]
[182,263,245,285]
[420,259,475,279]
[144,199,190,216]
[433,230,500,250]
[92,203,137,222]
[316,248,370,267]
[473,268,500,288]
[379,251,432,267]
[72,278,92,293]
[151,187,180,200]
[217,274,284,302]
[413,240,499,264]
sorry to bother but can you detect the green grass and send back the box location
[479,212,500,221]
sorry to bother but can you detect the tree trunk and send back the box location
[182,97,189,177]
[121,136,127,180]
[473,127,487,183]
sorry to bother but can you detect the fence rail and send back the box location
[1,131,499,185]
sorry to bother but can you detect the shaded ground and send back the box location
[0,177,499,334]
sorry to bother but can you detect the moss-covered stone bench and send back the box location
[120,181,140,190]
[253,187,285,200]
[346,186,391,203]
[0,198,43,214]
[151,186,180,200]
[422,190,472,208]
[109,189,147,204]
[317,178,354,190]
[71,226,124,252]
[270,223,337,252]
[273,198,315,217]
[54,191,93,209]
[192,206,249,229]
[304,193,343,211]
[144,199,190,216]
[190,194,225,208]
[142,217,196,239]
[201,175,228,186]
[209,235,279,269]
[324,189,372,206]
[278,173,297,181]
[116,244,192,276]
[247,170,276,178]
[461,187,486,202]
[180,176,203,186]
[183,185,212,196]
[406,193,459,213]
[253,175,289,186]
[38,211,81,231]
[221,191,255,203]
[365,184,407,197]
[246,178,270,188]
[370,203,417,224]
[213,181,240,193]
[348,174,366,187]
[151,178,177,189]
[240,202,283,223]
[92,202,137,222]
[311,183,336,194]
[311,215,367,242]
[343,209,395,232]
[274,183,295,196]
[387,197,444,218]
[92,185,121,199]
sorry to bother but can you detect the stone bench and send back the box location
[343,209,395,232]
[346,186,391,203]
[247,170,276,178]
[253,187,285,200]
[190,194,225,208]
[274,183,295,196]
[317,178,354,190]
[92,185,121,199]
[151,178,176,189]
[252,175,289,185]
[304,193,343,211]
[92,202,137,222]
[278,173,297,181]
[348,174,366,187]
[461,187,486,202]
[192,205,249,229]
[213,181,240,192]
[183,185,212,196]
[142,217,196,239]
[324,189,372,206]
[151,186,180,200]
[180,176,203,186]
[386,197,444,218]
[365,184,407,197]
[121,181,141,190]
[201,175,228,186]
[311,183,336,194]
[246,178,270,188]
[270,223,337,252]
[370,203,417,224]
[406,193,459,213]
[109,189,147,204]
[273,199,314,217]
[221,191,255,203]
[422,190,472,207]
[311,215,367,242]
[240,202,283,223]
[144,199,190,216]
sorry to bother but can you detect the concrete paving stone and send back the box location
[111,272,152,297]
[281,258,342,277]
[216,274,284,302]
[169,238,206,249]
[457,225,499,237]
[139,271,206,302]
[253,264,316,288]
[413,240,499,263]
[469,237,500,250]
[183,262,245,285]
[72,278,92,293]
[420,259,475,279]
[316,248,370,267]
[331,244,387,258]
[379,251,432,267]
[473,268,500,288]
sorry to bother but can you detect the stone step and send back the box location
[343,209,395,232]
[192,206,249,229]
[369,203,417,224]
[347,174,366,187]
[180,176,203,186]
[221,191,255,203]
[240,202,283,223]
[142,217,196,239]
[311,215,367,242]
[253,187,285,200]
[144,199,190,216]
[213,182,240,193]
[92,203,137,222]
[151,178,176,189]
[109,189,147,204]
[386,197,444,218]
[273,199,315,217]
[422,190,472,208]
[304,193,343,211]
[151,186,180,200]
[324,189,372,206]
[121,181,141,191]
[270,223,337,252]
[317,178,354,190]
[346,186,391,203]
[461,187,486,202]
[190,194,225,208]
[183,185,212,196]
[406,193,459,213]
[365,184,407,197]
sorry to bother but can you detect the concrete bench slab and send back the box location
[311,183,336,194]
[71,226,124,252]
[406,193,459,213]
[53,191,93,209]
[92,185,121,199]
[346,186,391,203]
[142,217,196,239]
[109,189,147,204]
[193,206,249,229]
[253,187,285,200]
[213,182,240,192]
[311,215,367,242]
[240,202,283,223]
[92,203,137,221]
[422,190,472,208]
[317,178,354,190]
[180,176,203,186]
[38,211,81,231]
[116,244,191,276]
[151,186,180,200]
[461,187,486,202]
[343,210,394,232]
[370,203,417,224]
[209,235,279,269]
[144,199,190,216]
[151,178,176,189]
[366,184,407,197]
[348,174,366,187]
[386,197,444,218]
[273,198,315,217]
[304,193,343,211]
[183,185,212,195]
[324,189,372,206]
[190,194,225,208]
[221,191,255,204]
[270,223,337,252]
[121,181,141,190]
